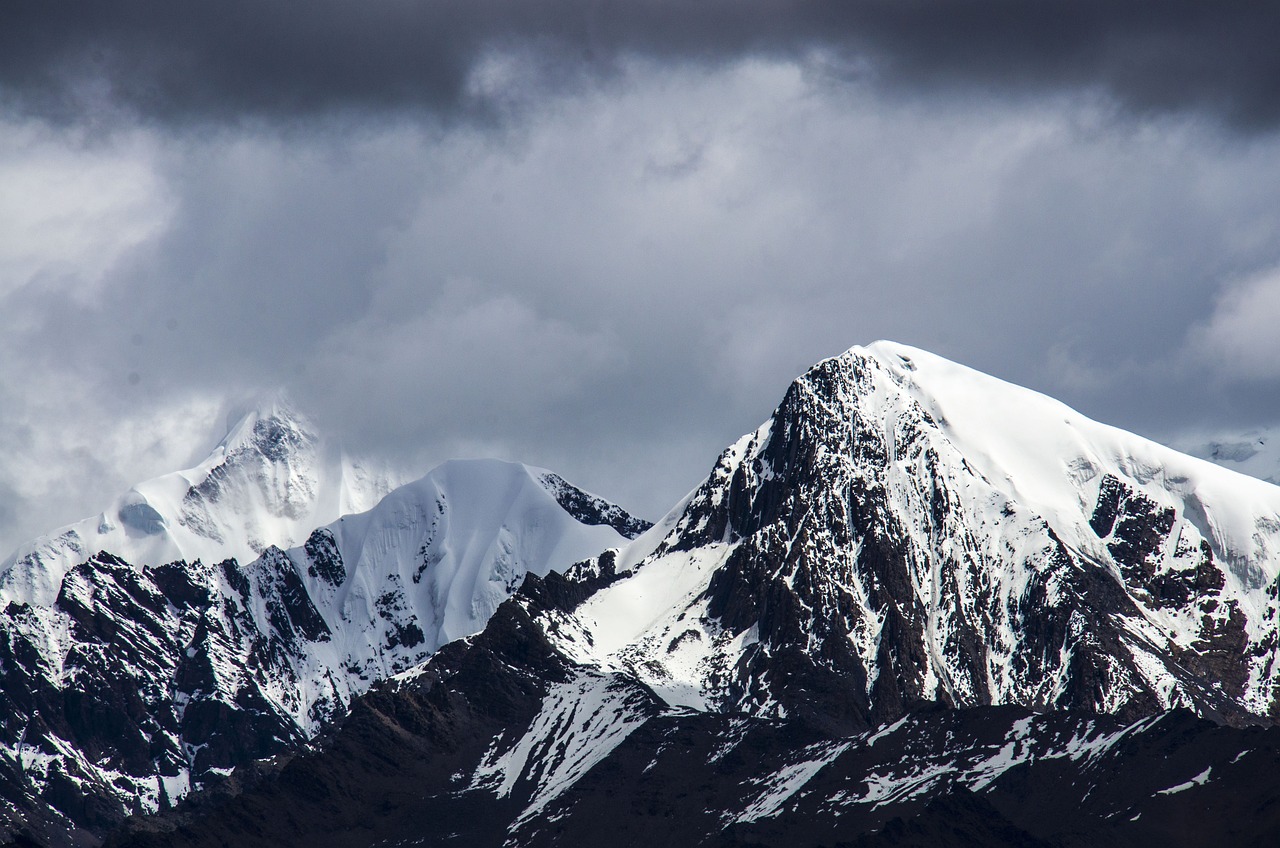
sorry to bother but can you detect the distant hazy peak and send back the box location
[0,396,403,607]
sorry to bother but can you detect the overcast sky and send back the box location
[4,1,1280,551]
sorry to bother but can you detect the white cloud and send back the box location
[0,372,222,553]
[0,121,171,301]
[1193,267,1280,379]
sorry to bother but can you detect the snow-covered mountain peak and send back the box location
[0,397,404,607]
[215,391,302,448]
[210,400,329,497]
[4,342,1280,846]
[547,341,1280,728]
[824,341,1280,583]
[313,458,649,659]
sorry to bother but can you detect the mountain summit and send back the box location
[555,340,1280,728]
[0,397,403,608]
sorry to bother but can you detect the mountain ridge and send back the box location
[0,456,649,847]
[539,342,1280,730]
[5,340,1280,846]
[105,566,1280,848]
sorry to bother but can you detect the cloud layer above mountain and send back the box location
[7,1,1280,130]
[3,2,1280,552]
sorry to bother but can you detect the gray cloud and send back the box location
[4,1,1280,131]
[4,12,1280,557]
[1192,267,1280,380]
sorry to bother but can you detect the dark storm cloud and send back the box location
[5,1,1280,130]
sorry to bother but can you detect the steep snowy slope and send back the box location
[554,341,1280,727]
[277,459,644,710]
[0,460,647,846]
[0,398,403,608]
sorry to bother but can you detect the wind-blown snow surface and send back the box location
[0,398,403,608]
[545,342,1280,727]
[0,458,642,843]
[295,459,636,690]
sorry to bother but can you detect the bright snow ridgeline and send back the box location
[3,342,1280,847]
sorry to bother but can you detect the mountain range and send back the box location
[0,402,647,846]
[3,342,1280,847]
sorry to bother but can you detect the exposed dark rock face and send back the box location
[106,597,603,848]
[0,552,330,847]
[1100,475,1176,575]
[255,547,331,648]
[302,529,344,587]
[0,462,646,847]
[536,473,652,539]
